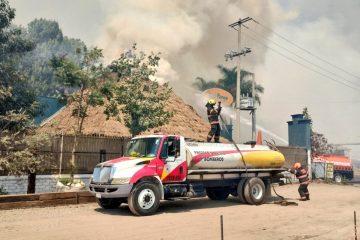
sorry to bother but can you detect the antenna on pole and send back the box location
[225,17,252,143]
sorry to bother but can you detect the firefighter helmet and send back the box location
[293,162,301,169]
[208,99,216,105]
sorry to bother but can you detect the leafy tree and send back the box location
[302,107,334,156]
[0,113,51,193]
[0,0,50,193]
[106,44,173,136]
[19,18,86,97]
[51,47,109,177]
[27,18,63,43]
[194,65,264,105]
[0,0,38,126]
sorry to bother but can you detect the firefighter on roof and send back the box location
[288,162,310,201]
[206,99,222,143]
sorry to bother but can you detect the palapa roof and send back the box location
[39,91,210,141]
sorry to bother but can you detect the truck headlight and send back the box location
[111,177,130,185]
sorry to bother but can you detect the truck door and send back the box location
[160,136,187,182]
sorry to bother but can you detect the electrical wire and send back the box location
[242,30,360,92]
[243,25,360,89]
[252,19,360,81]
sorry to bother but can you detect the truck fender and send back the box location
[136,176,165,200]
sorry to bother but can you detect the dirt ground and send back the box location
[0,183,359,240]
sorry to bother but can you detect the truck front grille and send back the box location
[94,187,105,192]
[92,166,112,183]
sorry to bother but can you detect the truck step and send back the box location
[166,197,191,201]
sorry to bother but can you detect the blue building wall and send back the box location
[34,96,65,125]
[287,114,311,150]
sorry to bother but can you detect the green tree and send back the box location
[27,18,63,43]
[19,19,86,97]
[51,46,109,177]
[194,65,264,105]
[106,44,173,136]
[302,107,334,156]
[0,0,50,193]
[0,113,51,193]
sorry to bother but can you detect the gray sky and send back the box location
[9,0,360,159]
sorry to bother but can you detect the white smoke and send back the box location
[95,0,296,143]
[96,0,295,89]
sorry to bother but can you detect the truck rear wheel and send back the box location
[96,198,123,209]
[206,188,229,200]
[243,177,266,205]
[128,181,160,216]
[237,178,249,204]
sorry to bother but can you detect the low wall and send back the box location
[0,174,92,195]
[0,191,95,210]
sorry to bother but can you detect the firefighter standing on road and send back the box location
[206,99,222,143]
[288,162,310,201]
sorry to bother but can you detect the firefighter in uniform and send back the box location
[206,99,222,143]
[288,162,310,201]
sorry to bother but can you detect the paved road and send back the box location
[0,183,359,240]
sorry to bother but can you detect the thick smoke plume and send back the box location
[96,0,295,142]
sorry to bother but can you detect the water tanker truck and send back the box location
[89,134,286,216]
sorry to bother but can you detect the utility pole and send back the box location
[226,17,252,143]
[251,73,256,141]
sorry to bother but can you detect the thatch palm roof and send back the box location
[39,91,210,141]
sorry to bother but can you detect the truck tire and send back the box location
[206,188,229,200]
[127,181,161,216]
[243,177,266,205]
[237,178,249,204]
[96,198,122,209]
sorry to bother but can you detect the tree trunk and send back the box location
[70,134,78,180]
[27,171,36,194]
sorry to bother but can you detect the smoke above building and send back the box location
[96,0,294,94]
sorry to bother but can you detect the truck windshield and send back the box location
[125,137,162,158]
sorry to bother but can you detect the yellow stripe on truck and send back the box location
[242,151,285,168]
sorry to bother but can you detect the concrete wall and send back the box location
[0,174,91,195]
[277,146,308,168]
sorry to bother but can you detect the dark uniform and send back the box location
[206,102,221,143]
[289,166,310,200]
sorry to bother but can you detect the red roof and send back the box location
[313,155,352,167]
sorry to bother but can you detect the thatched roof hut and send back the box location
[39,91,210,141]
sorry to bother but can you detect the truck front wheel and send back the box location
[243,177,266,205]
[128,181,161,216]
[96,198,123,209]
[206,188,229,200]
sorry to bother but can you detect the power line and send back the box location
[242,31,360,92]
[252,19,360,81]
[243,25,360,89]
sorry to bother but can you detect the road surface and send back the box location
[0,183,359,240]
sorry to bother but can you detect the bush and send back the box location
[58,177,72,186]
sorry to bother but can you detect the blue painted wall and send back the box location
[287,114,311,150]
[34,96,65,125]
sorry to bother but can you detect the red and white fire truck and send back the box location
[313,155,354,183]
[89,134,286,216]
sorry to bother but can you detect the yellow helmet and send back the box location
[293,162,301,169]
[208,99,216,105]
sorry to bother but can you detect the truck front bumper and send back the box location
[89,183,133,198]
